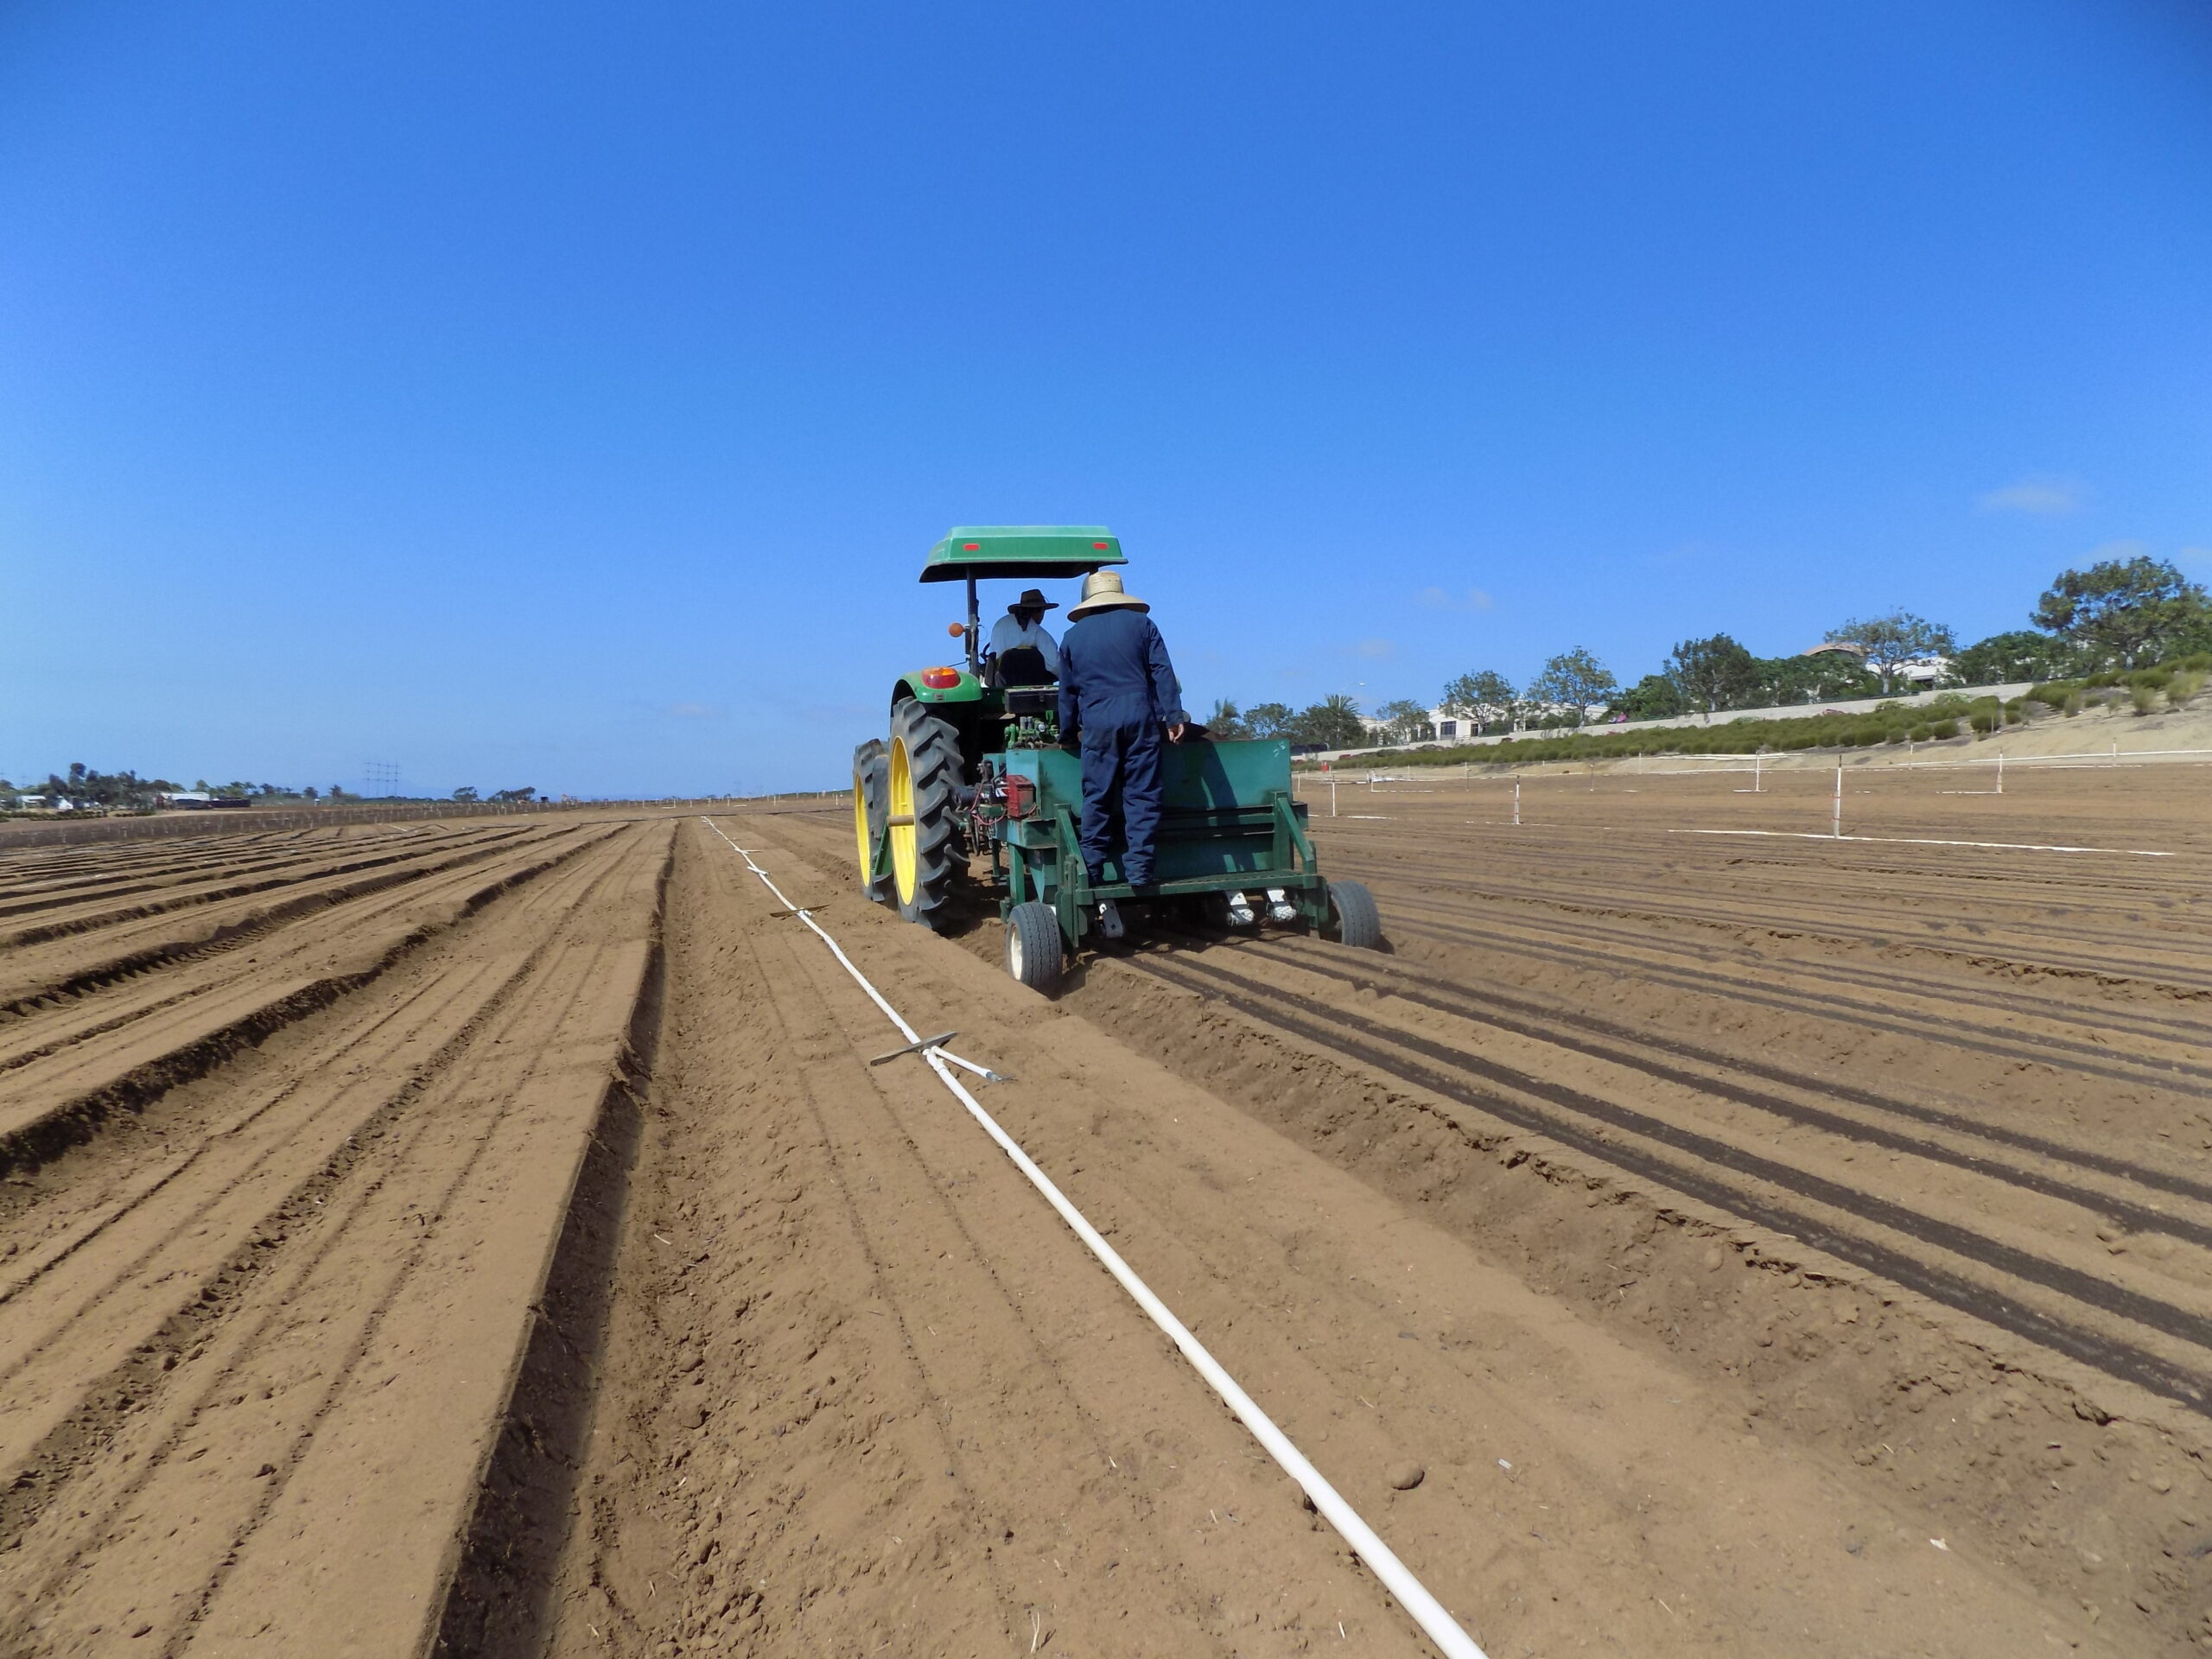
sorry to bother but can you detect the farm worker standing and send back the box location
[986,588,1061,682]
[1057,570,1188,899]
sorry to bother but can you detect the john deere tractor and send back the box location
[853,525,1380,993]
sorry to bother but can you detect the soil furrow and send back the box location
[0,823,673,1657]
[1236,937,2212,1230]
[0,828,616,1177]
[1390,908,2212,1095]
[1135,953,2212,1416]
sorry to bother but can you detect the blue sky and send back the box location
[4,1,2209,795]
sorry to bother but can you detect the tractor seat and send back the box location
[987,645,1057,689]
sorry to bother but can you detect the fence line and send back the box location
[1338,745,2212,785]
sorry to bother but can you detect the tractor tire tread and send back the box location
[1325,878,1382,950]
[853,739,895,905]
[891,699,964,931]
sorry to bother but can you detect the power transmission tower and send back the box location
[364,761,401,798]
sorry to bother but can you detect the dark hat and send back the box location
[1007,588,1059,613]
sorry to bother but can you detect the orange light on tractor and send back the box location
[920,666,963,690]
[947,621,966,638]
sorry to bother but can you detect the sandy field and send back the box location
[2,766,2208,1656]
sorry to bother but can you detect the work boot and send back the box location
[1095,899,1126,941]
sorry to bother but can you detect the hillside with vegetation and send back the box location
[1206,551,2212,754]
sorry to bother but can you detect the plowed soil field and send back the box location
[4,768,2209,1657]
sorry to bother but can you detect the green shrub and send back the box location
[1907,723,1932,741]
[2063,692,2082,716]
[2026,681,2075,709]
[2132,684,2159,715]
[2170,670,2206,705]
[1968,710,1999,734]
[1885,725,1909,744]
[2178,652,2212,674]
[2083,671,2122,690]
[2130,668,2172,691]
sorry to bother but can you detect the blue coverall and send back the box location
[1056,607,1188,888]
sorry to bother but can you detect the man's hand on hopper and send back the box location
[1167,723,1186,743]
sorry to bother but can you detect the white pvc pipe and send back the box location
[697,817,1488,1659]
[1832,764,1843,838]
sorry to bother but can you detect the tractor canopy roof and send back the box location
[920,525,1126,583]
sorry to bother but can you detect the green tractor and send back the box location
[853,525,1381,993]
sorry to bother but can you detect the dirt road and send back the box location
[3,772,2207,1655]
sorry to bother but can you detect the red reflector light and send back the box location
[963,542,980,550]
[1092,541,1109,549]
[920,666,962,690]
[1003,775,1035,817]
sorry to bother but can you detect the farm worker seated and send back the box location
[1056,570,1188,900]
[986,588,1061,685]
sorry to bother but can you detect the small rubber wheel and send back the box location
[1325,879,1382,950]
[1005,901,1066,994]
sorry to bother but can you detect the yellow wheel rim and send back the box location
[852,763,873,883]
[888,736,918,904]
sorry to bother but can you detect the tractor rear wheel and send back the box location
[887,698,963,931]
[1324,879,1382,950]
[1004,901,1065,994]
[852,739,895,906]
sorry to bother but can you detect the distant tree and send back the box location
[1953,629,2082,685]
[1372,698,1433,744]
[1292,694,1367,750]
[1243,701,1296,739]
[329,785,347,799]
[1824,612,1958,695]
[1666,634,1761,721]
[1609,673,1686,721]
[302,785,319,800]
[37,764,169,808]
[452,785,480,803]
[1205,698,1250,741]
[491,786,537,803]
[2032,556,2211,669]
[1755,653,1882,706]
[1440,670,1516,734]
[1528,648,1618,726]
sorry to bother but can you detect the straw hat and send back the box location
[1067,570,1149,620]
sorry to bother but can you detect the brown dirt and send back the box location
[3,769,2209,1655]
